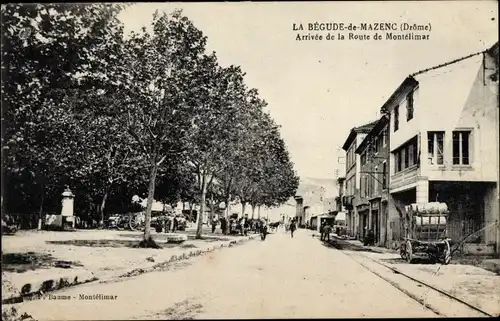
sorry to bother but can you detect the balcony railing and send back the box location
[390,165,419,190]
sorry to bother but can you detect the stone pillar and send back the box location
[61,186,75,229]
[416,178,429,205]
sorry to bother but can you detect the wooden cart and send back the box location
[399,202,452,265]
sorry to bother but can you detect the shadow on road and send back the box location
[1,252,84,273]
[118,233,232,243]
[318,237,377,253]
[380,257,436,265]
[46,239,197,249]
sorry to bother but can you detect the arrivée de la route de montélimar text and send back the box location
[293,22,432,41]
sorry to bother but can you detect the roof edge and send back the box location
[355,115,389,154]
[380,44,494,115]
[379,77,418,115]
[341,128,357,151]
[411,50,486,78]
[341,120,378,151]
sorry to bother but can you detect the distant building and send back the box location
[355,115,390,245]
[341,120,378,239]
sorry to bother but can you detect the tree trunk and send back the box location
[241,201,246,217]
[224,177,233,234]
[189,202,194,222]
[144,160,159,241]
[210,197,216,221]
[38,181,45,230]
[225,193,231,234]
[251,204,255,219]
[196,172,207,239]
[100,189,109,225]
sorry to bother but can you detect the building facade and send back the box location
[355,115,390,246]
[383,44,499,252]
[341,120,377,239]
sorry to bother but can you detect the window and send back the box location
[406,91,414,121]
[413,143,418,165]
[394,106,399,131]
[428,131,444,165]
[396,150,402,172]
[347,145,356,168]
[360,152,366,166]
[408,143,414,167]
[382,162,387,189]
[364,176,369,197]
[374,137,379,153]
[394,136,418,173]
[401,148,407,169]
[346,146,354,168]
[382,128,387,147]
[453,131,471,165]
[374,166,379,195]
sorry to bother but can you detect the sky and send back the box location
[118,1,498,180]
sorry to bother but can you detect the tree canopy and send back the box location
[1,4,299,242]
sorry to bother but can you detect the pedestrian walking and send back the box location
[259,217,268,240]
[290,219,296,238]
[211,216,218,233]
[324,222,331,242]
[319,221,324,240]
[220,217,227,235]
[164,215,171,233]
[173,215,179,232]
[243,214,249,236]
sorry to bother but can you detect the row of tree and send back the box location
[1,4,299,244]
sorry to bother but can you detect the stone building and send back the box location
[355,115,390,246]
[382,43,499,252]
[341,120,378,239]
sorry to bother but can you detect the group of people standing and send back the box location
[320,221,333,241]
[156,213,187,233]
[209,214,301,239]
[210,214,269,236]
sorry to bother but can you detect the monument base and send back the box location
[44,215,76,231]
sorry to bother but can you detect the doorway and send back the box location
[372,210,379,244]
[361,212,368,239]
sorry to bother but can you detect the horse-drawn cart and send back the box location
[399,202,452,265]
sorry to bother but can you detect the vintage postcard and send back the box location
[1,1,499,320]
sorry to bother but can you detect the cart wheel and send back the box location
[129,215,138,231]
[400,243,407,260]
[406,241,413,264]
[442,240,451,265]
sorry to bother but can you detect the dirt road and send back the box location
[16,229,436,319]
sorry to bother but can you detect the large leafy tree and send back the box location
[232,107,299,219]
[186,57,251,238]
[2,4,300,239]
[1,4,127,224]
[103,10,208,245]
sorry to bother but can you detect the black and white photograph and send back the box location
[1,1,499,320]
